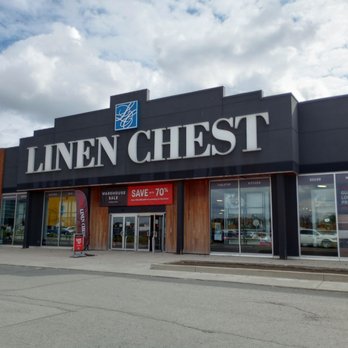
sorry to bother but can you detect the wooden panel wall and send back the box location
[184,179,210,254]
[0,149,5,203]
[89,186,109,250]
[165,182,177,253]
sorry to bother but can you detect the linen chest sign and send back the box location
[25,110,270,174]
[101,183,173,206]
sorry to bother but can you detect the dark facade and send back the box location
[1,87,348,259]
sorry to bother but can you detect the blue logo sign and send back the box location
[115,100,138,131]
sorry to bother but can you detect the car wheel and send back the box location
[321,240,331,248]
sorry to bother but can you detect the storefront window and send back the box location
[210,178,272,254]
[298,175,338,257]
[335,174,348,257]
[0,196,16,244]
[240,179,272,254]
[13,194,27,245]
[43,191,76,247]
[0,194,27,245]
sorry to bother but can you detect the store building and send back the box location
[0,86,348,259]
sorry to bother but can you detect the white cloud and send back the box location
[0,0,348,147]
[0,23,166,146]
[0,110,49,148]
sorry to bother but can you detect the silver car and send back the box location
[300,229,337,248]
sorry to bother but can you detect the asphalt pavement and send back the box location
[1,245,348,293]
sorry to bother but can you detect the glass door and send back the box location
[111,215,124,249]
[138,216,150,251]
[110,213,165,251]
[111,215,136,250]
[153,214,165,251]
[124,216,136,250]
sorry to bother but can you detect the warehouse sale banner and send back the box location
[100,188,128,206]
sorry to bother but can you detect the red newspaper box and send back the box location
[73,234,84,253]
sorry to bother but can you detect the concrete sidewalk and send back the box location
[1,246,348,293]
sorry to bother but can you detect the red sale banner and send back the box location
[127,183,173,206]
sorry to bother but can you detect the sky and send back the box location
[0,0,348,147]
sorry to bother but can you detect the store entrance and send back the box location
[110,213,165,251]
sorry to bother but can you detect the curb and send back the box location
[150,263,348,283]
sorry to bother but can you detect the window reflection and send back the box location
[298,175,338,257]
[43,191,76,247]
[210,178,272,254]
[0,194,27,245]
[211,181,239,253]
[0,196,16,244]
[240,180,272,254]
[13,195,27,245]
[336,174,348,257]
[60,192,77,247]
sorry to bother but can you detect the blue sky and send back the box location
[0,0,348,147]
